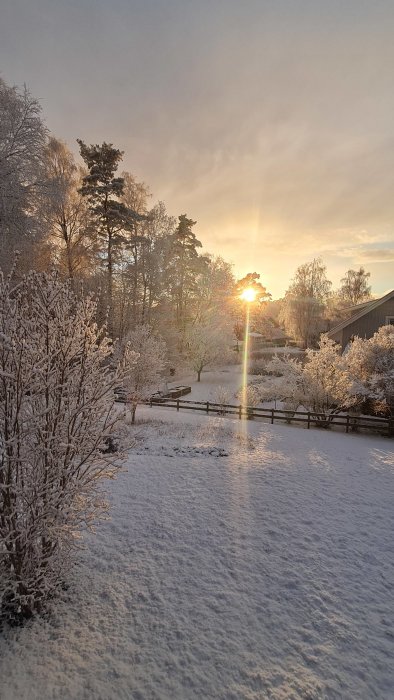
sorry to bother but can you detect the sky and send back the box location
[1,0,394,298]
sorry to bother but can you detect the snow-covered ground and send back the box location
[167,364,246,403]
[1,409,393,699]
[166,364,291,411]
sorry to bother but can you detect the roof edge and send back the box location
[327,289,394,337]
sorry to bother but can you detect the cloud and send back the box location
[355,248,394,262]
[1,0,394,297]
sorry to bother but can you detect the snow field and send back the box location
[0,410,393,699]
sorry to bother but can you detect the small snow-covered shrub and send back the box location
[0,270,126,620]
[249,361,269,376]
[212,386,232,412]
[212,385,232,404]
[237,384,261,407]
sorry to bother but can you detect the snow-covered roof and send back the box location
[328,289,394,337]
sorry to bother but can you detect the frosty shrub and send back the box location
[237,384,262,407]
[261,336,365,422]
[345,325,394,412]
[0,270,126,620]
[249,361,270,376]
[212,386,232,414]
[121,325,166,423]
[263,341,351,419]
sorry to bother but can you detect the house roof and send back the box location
[340,299,375,314]
[328,289,394,337]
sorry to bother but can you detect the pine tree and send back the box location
[166,215,208,334]
[77,141,140,336]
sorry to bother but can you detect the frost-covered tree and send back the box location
[0,78,47,271]
[232,272,271,341]
[0,270,126,619]
[166,215,208,334]
[193,255,235,325]
[338,267,372,306]
[281,258,331,348]
[121,325,166,423]
[184,320,233,382]
[42,137,93,282]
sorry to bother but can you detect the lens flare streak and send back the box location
[241,304,251,423]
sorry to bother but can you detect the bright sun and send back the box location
[240,287,257,302]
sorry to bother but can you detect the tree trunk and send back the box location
[107,228,114,337]
[197,370,201,382]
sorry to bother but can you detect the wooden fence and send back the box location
[147,397,393,437]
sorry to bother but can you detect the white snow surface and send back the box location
[1,408,394,699]
[167,365,246,403]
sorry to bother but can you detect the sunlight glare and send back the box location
[240,287,257,303]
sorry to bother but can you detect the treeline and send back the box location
[0,76,240,357]
[0,76,375,354]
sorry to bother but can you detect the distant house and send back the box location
[248,331,265,350]
[235,332,265,352]
[328,289,394,351]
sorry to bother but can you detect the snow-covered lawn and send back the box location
[167,364,246,403]
[1,410,393,699]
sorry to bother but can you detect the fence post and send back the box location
[271,409,274,424]
[307,412,310,429]
[177,399,179,412]
[206,401,209,414]
[239,405,242,419]
[346,415,349,433]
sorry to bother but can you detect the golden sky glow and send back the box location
[1,0,393,297]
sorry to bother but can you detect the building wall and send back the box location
[341,298,394,349]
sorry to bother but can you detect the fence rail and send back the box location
[146,397,393,437]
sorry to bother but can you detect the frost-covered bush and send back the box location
[121,325,166,423]
[303,335,357,415]
[261,338,355,419]
[0,270,125,620]
[212,386,232,413]
[237,384,262,407]
[258,330,394,419]
[249,361,270,376]
[345,325,394,412]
